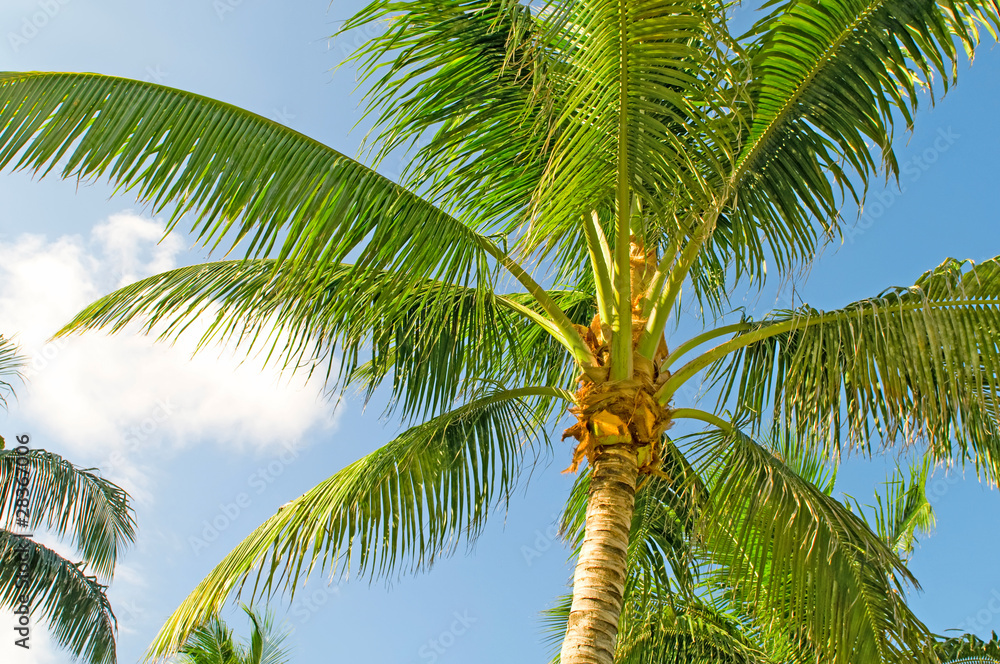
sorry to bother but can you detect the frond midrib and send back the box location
[730,0,889,186]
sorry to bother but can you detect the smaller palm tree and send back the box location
[0,335,136,664]
[935,632,1000,664]
[177,606,292,664]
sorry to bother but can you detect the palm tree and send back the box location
[0,338,137,664]
[2,0,1000,661]
[935,633,1000,664]
[176,606,291,664]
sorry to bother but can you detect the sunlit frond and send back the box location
[689,427,933,664]
[712,256,1000,481]
[0,335,25,409]
[147,386,556,660]
[846,459,936,558]
[0,72,493,297]
[59,259,592,421]
[724,0,1000,282]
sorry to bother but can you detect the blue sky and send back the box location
[0,1,999,663]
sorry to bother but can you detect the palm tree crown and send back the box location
[177,606,292,664]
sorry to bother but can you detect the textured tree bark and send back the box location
[560,444,639,664]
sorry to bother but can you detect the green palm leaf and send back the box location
[345,0,741,294]
[178,617,238,664]
[0,335,25,409]
[344,0,552,226]
[845,459,936,558]
[521,0,737,230]
[725,0,1000,279]
[146,385,563,659]
[935,632,1000,663]
[0,531,117,664]
[177,606,291,664]
[58,259,593,420]
[0,449,135,580]
[691,427,932,664]
[0,71,494,293]
[710,256,1000,479]
[239,607,291,664]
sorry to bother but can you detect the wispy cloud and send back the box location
[0,212,340,496]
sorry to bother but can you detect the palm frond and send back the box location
[0,531,117,664]
[523,0,738,251]
[177,616,237,664]
[761,428,838,495]
[689,427,933,664]
[0,71,494,296]
[725,0,1000,281]
[935,632,1000,663]
[712,256,1000,480]
[846,459,936,558]
[147,386,555,660]
[0,335,25,409]
[344,0,553,227]
[176,606,292,664]
[0,448,135,579]
[614,591,776,664]
[58,259,592,421]
[239,606,292,664]
[345,0,742,285]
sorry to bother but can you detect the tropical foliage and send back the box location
[1,0,999,660]
[0,335,23,411]
[935,632,1000,664]
[0,445,136,664]
[544,433,946,663]
[176,606,292,664]
[1,338,134,664]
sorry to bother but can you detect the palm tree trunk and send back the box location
[560,444,639,664]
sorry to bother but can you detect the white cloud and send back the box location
[0,609,64,664]
[0,213,339,496]
[91,212,185,288]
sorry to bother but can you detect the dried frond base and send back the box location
[562,312,673,474]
